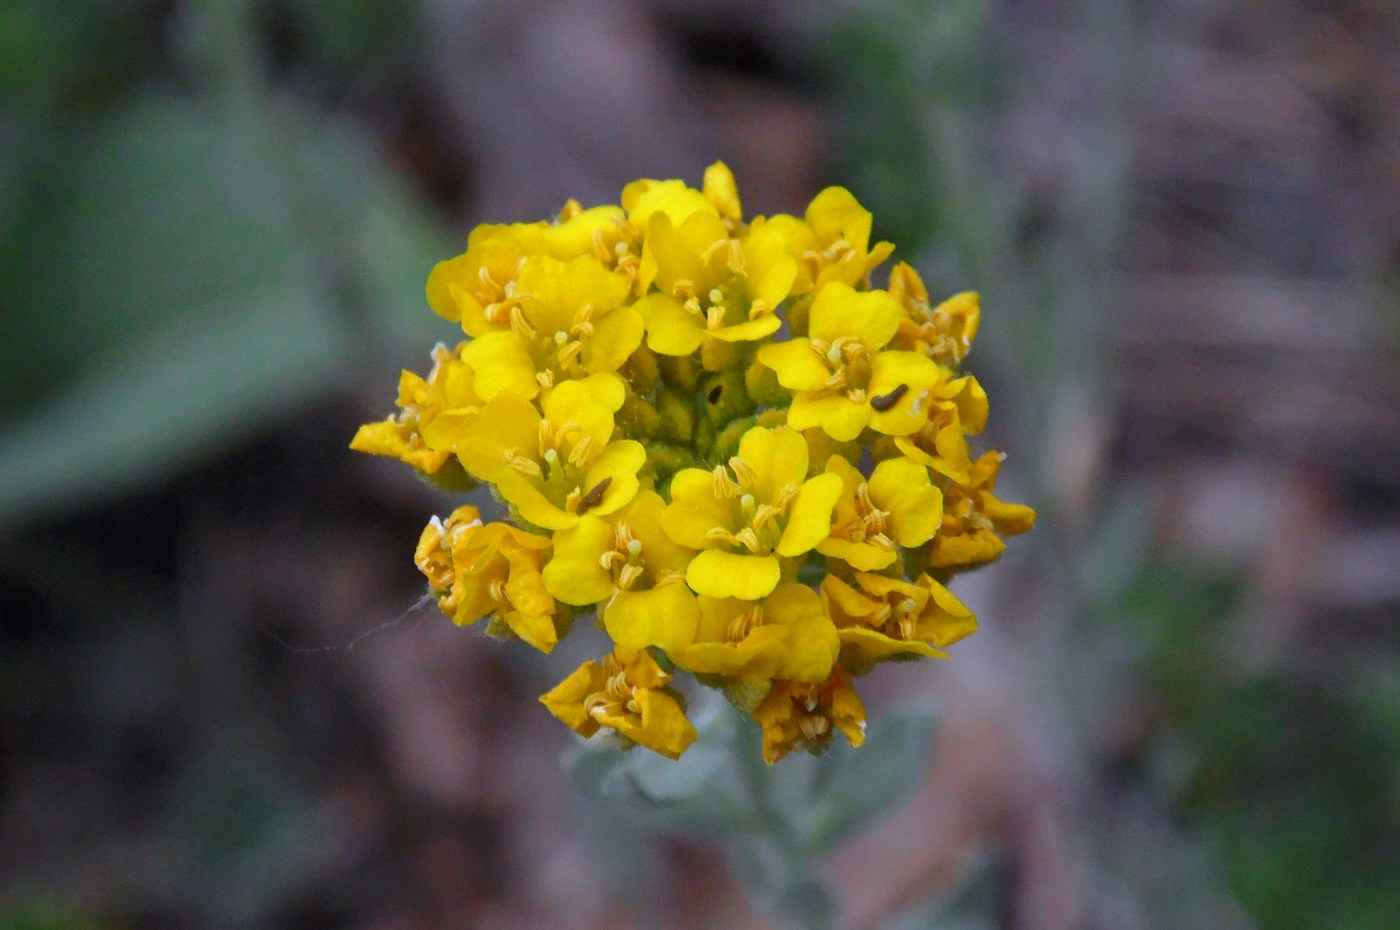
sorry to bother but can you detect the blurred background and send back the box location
[2,0,1398,927]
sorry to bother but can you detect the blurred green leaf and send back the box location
[0,88,449,529]
[0,94,345,526]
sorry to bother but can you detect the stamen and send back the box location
[712,465,741,498]
[617,564,643,591]
[504,449,541,476]
[567,435,594,468]
[509,304,535,340]
[728,456,757,490]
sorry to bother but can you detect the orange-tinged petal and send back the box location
[839,626,946,659]
[539,662,604,736]
[920,576,978,647]
[616,688,697,760]
[686,550,780,599]
[944,375,989,435]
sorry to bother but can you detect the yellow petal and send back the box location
[663,469,737,549]
[677,626,787,680]
[686,550,781,599]
[775,472,843,556]
[866,351,945,437]
[494,469,577,531]
[737,427,808,501]
[709,313,784,343]
[460,332,541,401]
[765,583,839,683]
[869,457,943,547]
[816,536,898,572]
[787,392,869,442]
[808,283,901,350]
[542,517,615,605]
[756,339,829,392]
[584,306,645,373]
[605,585,699,654]
[447,392,540,479]
[805,186,873,254]
[635,293,705,356]
[703,161,742,222]
[543,377,621,453]
[840,626,945,659]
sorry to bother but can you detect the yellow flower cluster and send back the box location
[353,164,1034,763]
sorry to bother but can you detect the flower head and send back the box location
[355,162,1033,761]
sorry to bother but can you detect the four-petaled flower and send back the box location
[757,283,945,441]
[540,647,698,759]
[661,427,842,600]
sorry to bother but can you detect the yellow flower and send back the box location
[425,375,644,531]
[673,583,840,685]
[349,342,482,475]
[928,451,1037,570]
[757,282,944,441]
[547,201,642,284]
[887,262,980,367]
[414,505,561,652]
[425,222,550,335]
[458,254,638,400]
[891,375,989,485]
[661,427,842,599]
[752,665,867,764]
[817,455,943,571]
[542,490,700,654]
[633,211,797,361]
[821,572,976,668]
[801,186,895,290]
[540,647,698,759]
